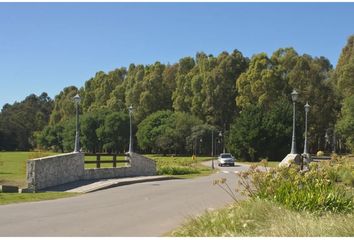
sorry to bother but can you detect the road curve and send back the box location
[0,163,249,237]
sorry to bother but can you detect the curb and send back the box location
[66,176,178,193]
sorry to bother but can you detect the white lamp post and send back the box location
[290,89,299,154]
[211,129,214,169]
[128,105,133,153]
[73,94,81,153]
[303,102,310,154]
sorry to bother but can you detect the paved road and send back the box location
[0,162,250,237]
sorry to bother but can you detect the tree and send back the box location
[49,86,79,125]
[336,95,354,152]
[136,110,174,153]
[0,92,53,150]
[332,35,354,98]
[228,99,293,161]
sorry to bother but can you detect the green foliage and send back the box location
[157,166,199,175]
[236,49,338,153]
[336,95,354,152]
[170,199,354,237]
[49,86,78,125]
[137,110,203,154]
[241,160,354,213]
[228,99,292,161]
[332,35,354,98]
[38,109,129,153]
[0,93,53,150]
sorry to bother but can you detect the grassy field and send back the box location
[170,198,354,237]
[0,192,80,205]
[0,151,57,187]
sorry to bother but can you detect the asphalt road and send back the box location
[0,162,250,237]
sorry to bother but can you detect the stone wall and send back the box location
[27,152,156,191]
[27,152,84,190]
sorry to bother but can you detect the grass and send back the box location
[0,151,57,187]
[0,192,80,205]
[145,154,215,178]
[170,198,354,237]
[238,160,280,168]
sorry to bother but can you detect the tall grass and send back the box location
[238,159,354,213]
[171,199,354,237]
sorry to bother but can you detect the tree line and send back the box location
[0,35,353,161]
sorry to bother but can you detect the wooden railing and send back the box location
[84,153,129,168]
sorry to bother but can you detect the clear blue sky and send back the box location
[1,2,354,108]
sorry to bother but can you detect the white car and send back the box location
[218,153,235,167]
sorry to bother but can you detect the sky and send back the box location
[0,2,354,108]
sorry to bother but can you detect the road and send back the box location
[0,162,250,237]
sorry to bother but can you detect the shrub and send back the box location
[157,166,200,175]
[317,151,324,157]
[238,160,354,213]
[171,199,354,237]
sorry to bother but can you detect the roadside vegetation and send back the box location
[171,156,354,236]
[145,154,214,178]
[0,192,79,205]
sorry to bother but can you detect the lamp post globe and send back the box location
[73,94,81,153]
[290,89,298,154]
[128,105,133,153]
[303,102,310,154]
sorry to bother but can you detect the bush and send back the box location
[171,199,354,237]
[317,151,324,156]
[157,166,200,175]
[239,160,354,213]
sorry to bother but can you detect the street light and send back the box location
[199,138,203,155]
[73,94,81,153]
[290,89,299,154]
[211,129,214,169]
[128,105,133,153]
[303,102,310,154]
[218,131,222,154]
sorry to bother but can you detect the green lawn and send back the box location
[0,192,80,205]
[0,151,57,187]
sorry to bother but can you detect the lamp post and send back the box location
[218,131,222,154]
[199,138,203,155]
[290,89,299,154]
[73,94,81,153]
[303,102,310,154]
[211,129,214,169]
[128,105,133,153]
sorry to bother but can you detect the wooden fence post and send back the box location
[96,154,101,168]
[113,155,117,168]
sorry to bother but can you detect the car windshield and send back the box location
[220,154,232,158]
